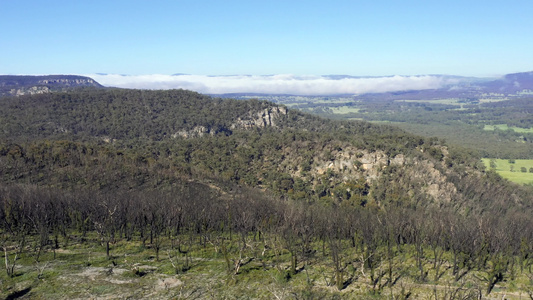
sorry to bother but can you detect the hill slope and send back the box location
[1,88,532,299]
[0,88,530,212]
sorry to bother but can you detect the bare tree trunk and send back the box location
[290,249,297,276]
[4,246,21,278]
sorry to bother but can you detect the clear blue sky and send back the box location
[2,0,533,77]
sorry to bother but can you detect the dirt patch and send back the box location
[156,277,183,290]
[75,267,107,280]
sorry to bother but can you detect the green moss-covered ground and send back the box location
[2,236,532,299]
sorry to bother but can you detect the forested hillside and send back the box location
[300,96,533,159]
[1,88,533,298]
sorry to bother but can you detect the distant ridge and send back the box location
[489,71,533,92]
[0,75,103,97]
[3,71,533,99]
[327,71,533,100]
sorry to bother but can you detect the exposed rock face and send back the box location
[0,75,103,97]
[10,86,50,96]
[173,106,288,138]
[231,106,288,129]
[273,141,459,206]
[313,148,401,181]
[36,78,100,87]
[172,126,211,138]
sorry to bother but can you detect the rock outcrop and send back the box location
[173,106,288,138]
[231,106,288,129]
[0,75,103,97]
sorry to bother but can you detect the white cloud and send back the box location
[86,73,455,95]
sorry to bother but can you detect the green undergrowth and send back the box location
[2,234,532,299]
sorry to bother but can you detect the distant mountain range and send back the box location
[214,72,533,100]
[354,71,533,101]
[0,75,102,97]
[2,72,533,100]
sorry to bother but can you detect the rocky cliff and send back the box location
[172,106,288,138]
[0,75,103,97]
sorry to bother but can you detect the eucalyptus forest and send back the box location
[1,87,533,299]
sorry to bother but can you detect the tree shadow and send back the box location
[343,277,354,289]
[434,265,451,281]
[392,273,403,286]
[6,286,32,300]
[455,269,469,282]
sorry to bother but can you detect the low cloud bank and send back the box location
[87,74,455,95]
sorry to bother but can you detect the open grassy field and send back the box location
[397,99,464,106]
[483,124,533,133]
[482,158,533,184]
[330,106,361,114]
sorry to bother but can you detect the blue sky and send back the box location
[2,0,533,77]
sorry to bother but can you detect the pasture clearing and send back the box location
[330,106,361,114]
[483,124,533,133]
[482,158,533,184]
